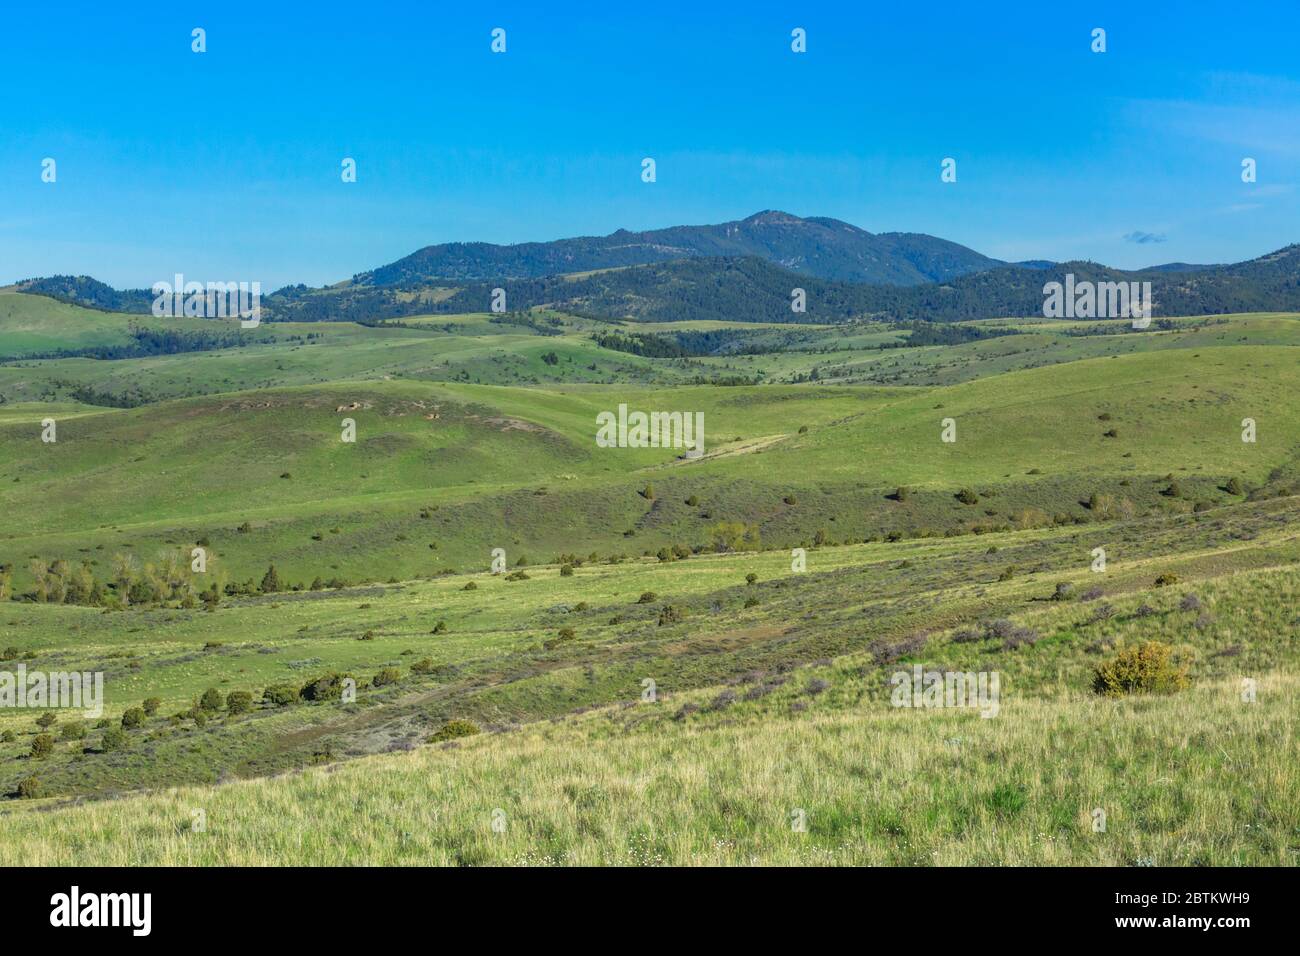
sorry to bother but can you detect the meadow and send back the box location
[0,291,1296,866]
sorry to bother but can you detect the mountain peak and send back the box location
[740,210,804,226]
[358,213,1001,287]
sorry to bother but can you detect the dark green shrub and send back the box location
[34,711,57,730]
[30,734,54,759]
[142,697,161,716]
[299,673,355,702]
[262,684,298,706]
[120,707,145,729]
[101,727,130,751]
[637,591,657,604]
[199,687,224,711]
[657,605,686,626]
[371,668,401,687]
[226,691,253,714]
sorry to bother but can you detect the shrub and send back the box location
[299,673,355,702]
[120,707,146,729]
[432,620,447,634]
[894,486,910,502]
[560,564,574,577]
[199,687,224,712]
[783,495,797,505]
[252,685,292,710]
[1001,626,1040,650]
[637,591,657,604]
[744,596,759,608]
[226,691,254,714]
[1,730,15,743]
[1154,572,1179,587]
[16,776,42,799]
[1051,582,1074,601]
[1092,641,1189,696]
[1180,593,1202,611]
[30,734,54,759]
[685,494,699,507]
[259,564,282,593]
[142,697,161,716]
[709,520,761,553]
[429,719,480,743]
[1226,477,1245,496]
[358,630,375,641]
[34,711,57,730]
[101,727,130,751]
[955,488,980,505]
[411,658,445,675]
[1089,603,1117,623]
[371,668,401,688]
[504,570,529,581]
[641,484,655,500]
[463,581,478,590]
[657,605,686,626]
[745,573,758,585]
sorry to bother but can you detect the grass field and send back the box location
[0,292,1296,866]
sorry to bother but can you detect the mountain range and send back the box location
[11,210,1299,325]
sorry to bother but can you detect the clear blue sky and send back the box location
[2,0,1298,289]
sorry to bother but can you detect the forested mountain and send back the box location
[13,222,1300,326]
[357,210,1003,286]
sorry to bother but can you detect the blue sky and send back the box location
[2,0,1298,288]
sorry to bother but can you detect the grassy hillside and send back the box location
[2,547,1296,864]
[0,293,1296,868]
